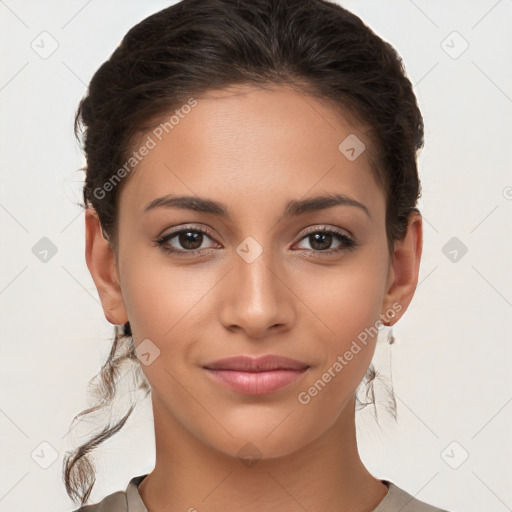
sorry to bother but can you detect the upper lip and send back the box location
[203,355,310,372]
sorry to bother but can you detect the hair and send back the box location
[63,0,424,505]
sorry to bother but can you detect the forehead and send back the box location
[118,84,385,221]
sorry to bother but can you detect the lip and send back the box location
[203,355,310,395]
[203,355,310,372]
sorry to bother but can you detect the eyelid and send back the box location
[292,225,357,254]
[298,224,353,240]
[156,224,219,247]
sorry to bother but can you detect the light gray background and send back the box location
[1,1,511,511]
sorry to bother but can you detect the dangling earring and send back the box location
[386,310,396,345]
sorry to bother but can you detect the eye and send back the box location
[155,226,218,256]
[293,226,357,254]
[154,224,357,258]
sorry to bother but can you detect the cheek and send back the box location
[119,260,206,399]
[300,252,387,339]
[118,238,208,338]
[300,251,388,386]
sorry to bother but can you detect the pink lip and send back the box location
[203,355,310,395]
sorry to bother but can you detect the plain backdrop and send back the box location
[1,1,511,511]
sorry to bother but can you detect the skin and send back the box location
[85,84,422,512]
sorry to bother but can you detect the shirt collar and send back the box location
[126,474,149,512]
[126,475,405,512]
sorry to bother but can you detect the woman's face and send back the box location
[94,84,418,460]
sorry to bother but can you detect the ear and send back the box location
[85,208,128,326]
[381,211,423,325]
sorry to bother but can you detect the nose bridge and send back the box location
[219,235,294,336]
[235,238,281,309]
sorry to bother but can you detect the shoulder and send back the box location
[70,474,148,512]
[71,490,127,512]
[376,480,451,512]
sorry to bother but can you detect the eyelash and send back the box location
[154,225,357,257]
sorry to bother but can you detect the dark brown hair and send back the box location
[63,0,423,505]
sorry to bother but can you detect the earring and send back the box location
[386,310,396,345]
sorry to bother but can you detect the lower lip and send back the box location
[204,368,308,395]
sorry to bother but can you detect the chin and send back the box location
[202,421,318,464]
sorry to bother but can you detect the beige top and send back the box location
[74,474,450,511]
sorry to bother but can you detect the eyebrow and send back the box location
[144,192,371,220]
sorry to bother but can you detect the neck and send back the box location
[138,394,388,512]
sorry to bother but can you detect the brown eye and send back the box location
[308,232,334,251]
[176,230,204,250]
[294,228,356,254]
[155,226,218,256]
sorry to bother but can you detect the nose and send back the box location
[217,247,296,339]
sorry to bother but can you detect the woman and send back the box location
[64,0,451,510]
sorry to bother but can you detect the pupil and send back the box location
[180,231,202,249]
[311,233,331,250]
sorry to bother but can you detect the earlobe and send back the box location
[85,208,128,326]
[381,212,423,325]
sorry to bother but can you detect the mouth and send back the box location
[203,354,310,395]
